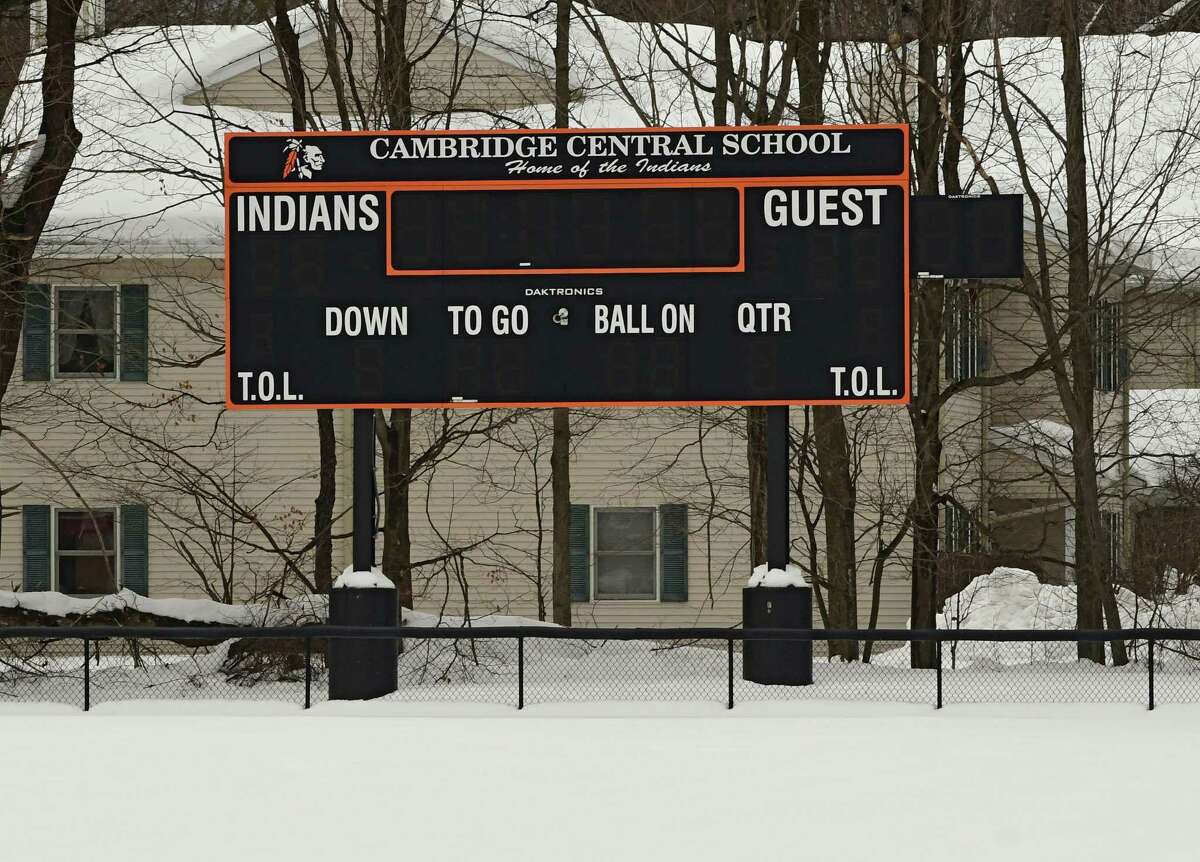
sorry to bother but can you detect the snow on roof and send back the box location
[989,418,1145,486]
[7,6,575,257]
[1139,0,1200,32]
[951,34,1200,279]
[6,10,1199,260]
[1129,389,1200,486]
[191,6,319,94]
[4,25,291,257]
[992,390,1200,491]
[990,418,1076,469]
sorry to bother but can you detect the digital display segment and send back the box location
[224,125,911,409]
[388,187,743,274]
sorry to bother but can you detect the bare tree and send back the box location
[550,0,573,625]
[1,0,86,547]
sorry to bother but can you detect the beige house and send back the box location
[2,4,1197,630]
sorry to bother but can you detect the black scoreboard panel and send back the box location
[909,194,1024,279]
[389,187,743,273]
[224,126,911,408]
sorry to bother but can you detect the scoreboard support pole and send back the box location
[741,403,814,686]
[766,405,789,570]
[352,408,376,572]
[327,407,398,702]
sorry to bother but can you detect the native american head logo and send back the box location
[282,138,326,179]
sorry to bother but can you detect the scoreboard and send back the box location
[223,125,910,408]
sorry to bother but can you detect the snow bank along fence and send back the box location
[3,625,1200,711]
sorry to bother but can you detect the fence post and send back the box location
[727,638,734,709]
[83,638,90,713]
[1148,638,1155,712]
[936,636,943,710]
[304,637,312,710]
[517,637,524,710]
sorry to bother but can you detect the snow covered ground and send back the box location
[1,700,1195,862]
[10,566,1200,709]
[5,565,1198,859]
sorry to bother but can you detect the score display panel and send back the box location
[224,124,910,409]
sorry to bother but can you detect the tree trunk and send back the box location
[792,0,859,651]
[383,0,412,130]
[813,406,858,658]
[711,1,730,124]
[746,406,768,566]
[263,0,337,597]
[551,407,571,625]
[1059,0,1127,664]
[313,409,336,593]
[0,0,84,534]
[549,0,574,626]
[909,413,943,667]
[378,408,413,608]
[905,0,952,669]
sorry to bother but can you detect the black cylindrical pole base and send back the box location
[742,586,814,686]
[328,586,398,701]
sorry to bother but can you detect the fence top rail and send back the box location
[0,625,1193,642]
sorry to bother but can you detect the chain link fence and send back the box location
[3,626,1200,711]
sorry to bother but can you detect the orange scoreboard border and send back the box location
[222,123,912,411]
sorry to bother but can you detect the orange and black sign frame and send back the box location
[223,124,912,410]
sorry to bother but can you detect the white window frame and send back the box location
[52,506,120,595]
[946,282,981,383]
[1064,505,1076,577]
[1101,509,1124,578]
[1091,299,1123,392]
[52,284,120,380]
[591,506,659,602]
[941,503,978,554]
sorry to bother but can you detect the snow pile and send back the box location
[747,564,809,588]
[877,566,1200,668]
[0,584,557,630]
[940,567,1075,631]
[940,567,1200,633]
[0,588,256,625]
[334,566,394,589]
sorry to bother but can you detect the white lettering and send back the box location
[232,194,381,232]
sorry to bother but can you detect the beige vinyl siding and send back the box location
[1126,291,1200,389]
[991,505,1071,582]
[2,261,921,627]
[399,407,918,629]
[2,256,322,600]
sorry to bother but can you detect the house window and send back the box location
[1101,509,1124,578]
[56,509,118,595]
[944,283,982,383]
[942,503,979,554]
[594,507,657,600]
[55,286,116,377]
[1091,300,1125,392]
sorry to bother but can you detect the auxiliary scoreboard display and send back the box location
[224,125,910,408]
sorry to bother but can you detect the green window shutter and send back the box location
[22,284,51,381]
[569,504,590,602]
[659,503,688,602]
[22,505,52,591]
[120,504,150,596]
[119,284,149,382]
